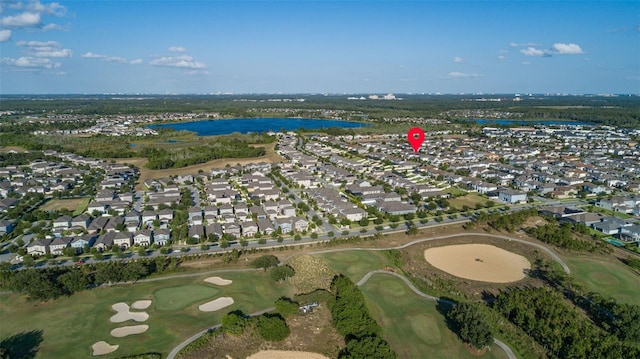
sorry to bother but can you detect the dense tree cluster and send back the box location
[251,255,279,270]
[493,287,640,359]
[445,302,494,350]
[526,222,606,252]
[255,314,290,341]
[0,259,163,301]
[485,208,538,232]
[328,275,397,359]
[142,139,264,169]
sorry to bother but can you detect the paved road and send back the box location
[357,270,516,359]
[284,231,571,274]
[166,307,275,359]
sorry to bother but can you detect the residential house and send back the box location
[188,225,205,241]
[113,232,133,249]
[498,189,527,204]
[94,232,115,251]
[27,238,52,256]
[0,219,15,235]
[154,228,171,246]
[70,235,96,253]
[134,229,152,247]
[50,236,73,255]
[206,223,223,240]
[53,215,72,229]
[71,214,92,230]
[223,223,241,237]
[257,219,275,235]
[241,221,259,237]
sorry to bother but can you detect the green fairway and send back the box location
[360,274,508,359]
[315,250,391,282]
[154,284,221,311]
[0,271,292,359]
[564,255,640,305]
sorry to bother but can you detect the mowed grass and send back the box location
[38,197,89,215]
[563,254,640,305]
[315,250,391,282]
[360,274,508,359]
[449,193,486,210]
[155,284,221,311]
[0,271,293,359]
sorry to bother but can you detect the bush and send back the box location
[270,265,295,282]
[256,314,290,341]
[275,297,299,317]
[251,255,279,270]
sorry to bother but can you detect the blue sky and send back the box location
[0,0,638,94]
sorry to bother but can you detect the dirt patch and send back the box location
[131,300,152,310]
[180,303,343,359]
[110,325,149,338]
[246,350,330,359]
[204,277,233,286]
[91,341,119,356]
[424,244,531,283]
[110,302,149,323]
[199,297,234,312]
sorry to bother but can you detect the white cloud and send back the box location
[453,56,463,63]
[27,1,67,16]
[0,29,11,42]
[1,56,61,69]
[552,43,584,55]
[521,47,547,57]
[510,42,539,47]
[82,51,142,65]
[168,46,187,53]
[81,52,105,59]
[1,11,41,27]
[150,55,206,69]
[42,22,68,31]
[448,71,479,78]
[17,40,71,58]
[498,55,506,60]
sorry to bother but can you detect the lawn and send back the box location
[314,250,391,282]
[38,197,89,215]
[563,254,640,305]
[449,193,486,210]
[360,273,508,359]
[0,271,293,359]
[154,284,221,311]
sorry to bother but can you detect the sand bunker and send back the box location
[199,297,234,312]
[424,244,531,283]
[131,300,152,310]
[111,325,149,338]
[110,302,149,323]
[92,341,119,356]
[247,350,330,359]
[204,276,233,286]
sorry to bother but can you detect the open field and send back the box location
[314,250,391,282]
[360,274,508,359]
[113,143,283,190]
[449,193,487,210]
[0,271,293,359]
[424,244,531,283]
[563,253,640,305]
[39,197,89,215]
[154,284,221,311]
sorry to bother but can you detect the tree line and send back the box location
[493,287,640,359]
[328,275,397,359]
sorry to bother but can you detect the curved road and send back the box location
[357,270,516,359]
[283,232,571,274]
[166,307,274,359]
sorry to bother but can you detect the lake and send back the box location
[472,119,593,126]
[150,117,368,136]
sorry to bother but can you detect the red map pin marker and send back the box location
[407,127,425,153]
